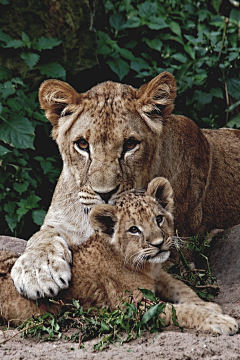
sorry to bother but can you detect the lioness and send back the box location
[1,178,238,335]
[11,71,240,300]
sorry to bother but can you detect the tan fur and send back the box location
[2,178,238,335]
[11,72,240,299]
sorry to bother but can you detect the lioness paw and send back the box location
[11,237,72,300]
[204,314,238,335]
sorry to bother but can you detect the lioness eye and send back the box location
[75,138,89,152]
[123,138,139,152]
[129,226,141,234]
[156,215,163,225]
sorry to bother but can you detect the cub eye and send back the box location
[128,226,141,234]
[123,138,139,153]
[156,215,163,225]
[75,139,89,152]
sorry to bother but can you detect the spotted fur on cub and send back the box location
[1,178,238,335]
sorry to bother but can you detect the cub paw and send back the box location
[11,236,72,300]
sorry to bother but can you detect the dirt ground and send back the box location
[0,230,240,360]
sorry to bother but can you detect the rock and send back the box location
[0,0,104,77]
[0,236,27,255]
[207,224,240,285]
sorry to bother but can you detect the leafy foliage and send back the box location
[0,30,64,238]
[98,0,240,128]
[19,289,167,350]
[168,234,219,301]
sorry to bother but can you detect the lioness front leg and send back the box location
[11,228,72,299]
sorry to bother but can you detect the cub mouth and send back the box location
[148,250,170,263]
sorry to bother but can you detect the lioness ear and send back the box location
[146,177,174,213]
[39,79,80,127]
[89,205,117,237]
[137,72,177,133]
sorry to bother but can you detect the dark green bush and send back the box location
[0,30,65,238]
[98,0,240,128]
[0,0,240,238]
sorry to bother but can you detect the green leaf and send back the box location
[139,1,157,18]
[16,206,29,221]
[0,66,12,81]
[169,21,182,38]
[143,38,162,52]
[142,303,164,324]
[0,115,35,149]
[0,81,16,100]
[0,144,11,156]
[139,288,157,302]
[33,36,61,51]
[0,29,13,44]
[13,181,29,195]
[184,44,195,60]
[194,90,213,109]
[17,193,41,220]
[228,52,239,62]
[107,58,129,80]
[130,58,149,72]
[41,160,52,174]
[32,209,46,226]
[100,320,110,333]
[210,88,223,99]
[124,16,141,28]
[5,214,18,232]
[4,201,16,217]
[39,63,66,80]
[7,98,22,112]
[230,8,240,22]
[172,53,188,63]
[4,39,23,49]
[226,78,240,100]
[148,17,168,30]
[109,13,126,32]
[227,114,240,128]
[0,0,9,4]
[20,52,40,69]
[118,48,136,61]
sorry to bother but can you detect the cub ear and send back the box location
[146,177,174,214]
[89,205,117,238]
[39,79,80,127]
[137,72,177,133]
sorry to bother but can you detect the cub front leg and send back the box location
[11,228,72,300]
[162,303,238,335]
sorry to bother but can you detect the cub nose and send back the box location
[96,185,119,203]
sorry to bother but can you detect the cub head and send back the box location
[39,73,176,208]
[89,177,174,267]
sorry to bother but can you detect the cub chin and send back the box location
[0,177,238,335]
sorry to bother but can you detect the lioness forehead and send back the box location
[70,82,142,143]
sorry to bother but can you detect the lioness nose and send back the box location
[96,186,119,203]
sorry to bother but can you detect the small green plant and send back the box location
[18,289,167,350]
[168,233,219,301]
[0,29,65,238]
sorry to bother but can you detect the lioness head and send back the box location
[89,177,174,266]
[39,72,176,207]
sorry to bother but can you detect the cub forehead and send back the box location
[115,193,159,219]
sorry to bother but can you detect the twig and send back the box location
[0,322,44,345]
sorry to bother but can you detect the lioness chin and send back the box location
[11,71,240,300]
[1,178,238,335]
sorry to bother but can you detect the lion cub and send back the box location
[0,178,238,335]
